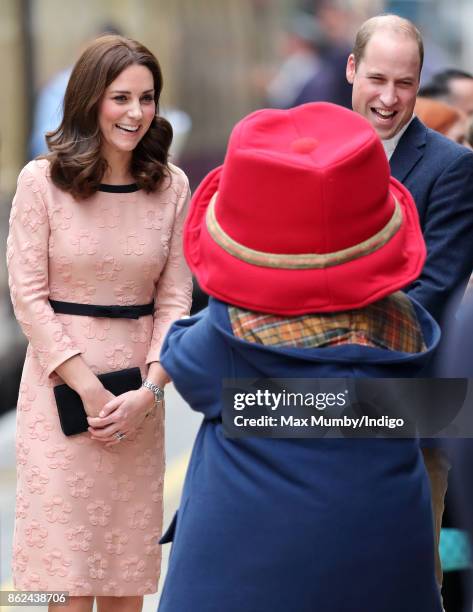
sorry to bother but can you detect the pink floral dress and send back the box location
[7,159,192,595]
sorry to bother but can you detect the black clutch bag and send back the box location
[54,367,143,436]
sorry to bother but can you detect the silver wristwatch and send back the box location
[142,379,165,406]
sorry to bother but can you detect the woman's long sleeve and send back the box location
[146,169,193,364]
[7,164,82,378]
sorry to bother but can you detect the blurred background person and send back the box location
[264,11,333,108]
[297,0,355,107]
[415,97,470,147]
[262,5,353,110]
[419,69,473,117]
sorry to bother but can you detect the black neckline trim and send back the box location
[98,183,140,193]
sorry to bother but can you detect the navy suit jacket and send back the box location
[391,117,473,324]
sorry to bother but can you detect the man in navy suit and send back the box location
[346,13,473,598]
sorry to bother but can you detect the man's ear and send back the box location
[346,54,356,84]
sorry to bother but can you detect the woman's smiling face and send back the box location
[98,63,156,160]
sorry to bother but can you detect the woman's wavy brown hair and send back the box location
[45,35,173,200]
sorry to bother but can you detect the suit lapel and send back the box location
[389,117,427,183]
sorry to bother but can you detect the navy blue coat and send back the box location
[158,298,442,612]
[392,117,473,325]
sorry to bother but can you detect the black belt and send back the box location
[49,300,154,319]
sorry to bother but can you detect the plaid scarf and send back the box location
[228,292,426,353]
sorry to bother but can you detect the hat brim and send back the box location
[184,166,426,315]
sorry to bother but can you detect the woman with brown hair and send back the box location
[7,35,192,611]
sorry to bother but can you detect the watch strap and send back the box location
[142,379,165,404]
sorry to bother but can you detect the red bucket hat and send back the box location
[184,102,425,315]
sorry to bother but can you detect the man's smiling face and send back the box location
[346,30,420,140]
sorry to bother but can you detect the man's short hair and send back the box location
[352,14,424,74]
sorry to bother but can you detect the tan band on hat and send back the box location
[205,192,403,269]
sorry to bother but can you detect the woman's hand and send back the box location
[81,384,116,418]
[56,355,117,420]
[87,387,156,446]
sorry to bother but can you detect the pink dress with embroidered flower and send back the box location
[7,159,192,596]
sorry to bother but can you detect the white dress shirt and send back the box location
[382,115,415,159]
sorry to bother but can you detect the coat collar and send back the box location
[389,117,427,183]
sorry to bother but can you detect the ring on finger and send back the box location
[114,431,126,441]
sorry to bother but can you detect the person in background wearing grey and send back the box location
[346,13,473,598]
[265,12,332,109]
